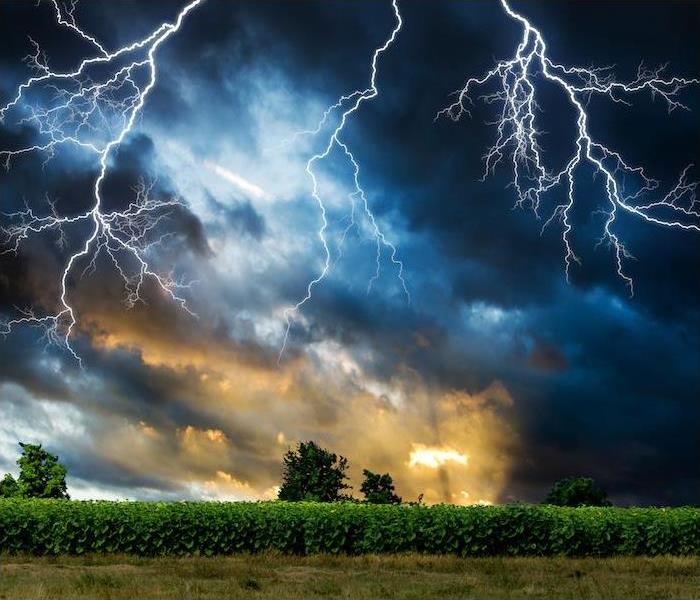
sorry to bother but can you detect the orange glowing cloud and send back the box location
[74,303,519,505]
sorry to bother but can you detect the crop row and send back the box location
[1,500,698,556]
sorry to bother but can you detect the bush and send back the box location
[0,500,698,557]
[0,474,19,498]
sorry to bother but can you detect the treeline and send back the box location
[1,439,614,507]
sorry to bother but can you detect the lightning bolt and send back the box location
[0,0,203,365]
[279,0,409,361]
[437,0,699,295]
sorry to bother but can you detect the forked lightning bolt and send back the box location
[437,0,699,295]
[0,0,203,364]
[279,0,408,360]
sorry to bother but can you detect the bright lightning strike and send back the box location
[279,0,409,361]
[437,0,699,295]
[0,0,203,365]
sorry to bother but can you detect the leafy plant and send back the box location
[0,473,19,498]
[278,441,351,502]
[360,469,401,504]
[0,500,697,557]
[545,477,611,507]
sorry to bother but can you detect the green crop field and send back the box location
[2,500,699,598]
[1,500,699,557]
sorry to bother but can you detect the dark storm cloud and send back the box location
[251,1,698,505]
[205,192,266,240]
[338,1,700,315]
[104,134,213,256]
[500,289,700,505]
[527,341,568,374]
[0,126,213,318]
[0,331,73,402]
[0,0,698,505]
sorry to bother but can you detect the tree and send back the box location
[360,469,402,504]
[278,441,351,502]
[545,476,610,507]
[0,442,69,499]
[0,473,19,498]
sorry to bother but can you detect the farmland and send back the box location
[2,500,699,598]
[1,500,698,556]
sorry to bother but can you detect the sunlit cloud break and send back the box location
[408,443,469,469]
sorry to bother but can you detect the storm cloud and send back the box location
[0,0,698,505]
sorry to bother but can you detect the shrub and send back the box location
[0,500,698,557]
[0,474,19,498]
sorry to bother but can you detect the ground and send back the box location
[0,554,698,599]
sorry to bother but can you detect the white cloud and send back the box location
[205,160,271,202]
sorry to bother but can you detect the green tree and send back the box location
[545,476,610,507]
[0,443,69,499]
[278,441,351,502]
[0,473,19,498]
[360,469,402,504]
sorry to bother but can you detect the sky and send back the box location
[0,0,698,506]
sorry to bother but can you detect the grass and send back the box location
[0,554,698,599]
